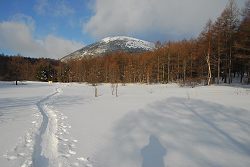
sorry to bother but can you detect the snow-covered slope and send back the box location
[61,36,155,63]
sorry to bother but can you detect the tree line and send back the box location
[0,53,61,84]
[0,0,249,85]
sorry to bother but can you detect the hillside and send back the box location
[61,36,155,63]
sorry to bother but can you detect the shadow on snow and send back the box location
[94,97,250,166]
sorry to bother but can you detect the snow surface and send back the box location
[1,81,250,167]
[101,36,155,50]
[102,36,139,43]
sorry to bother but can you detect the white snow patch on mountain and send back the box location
[101,36,155,50]
[101,36,133,42]
[125,39,154,49]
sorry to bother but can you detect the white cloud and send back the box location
[34,0,49,15]
[0,19,84,59]
[10,14,36,32]
[34,0,74,17]
[0,21,46,56]
[44,35,83,59]
[83,0,244,40]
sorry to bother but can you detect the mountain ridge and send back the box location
[61,36,155,63]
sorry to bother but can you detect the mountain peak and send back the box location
[61,36,155,63]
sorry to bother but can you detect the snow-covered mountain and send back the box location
[61,36,155,63]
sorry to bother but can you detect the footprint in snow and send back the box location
[68,150,76,155]
[76,157,93,167]
[17,152,26,156]
[6,156,17,160]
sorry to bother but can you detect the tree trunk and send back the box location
[191,59,193,78]
[162,65,164,84]
[177,54,180,83]
[240,70,243,83]
[168,53,170,83]
[207,53,212,86]
[116,84,118,97]
[183,59,186,84]
[95,88,97,97]
[229,45,232,84]
[217,42,220,84]
[248,69,250,84]
[147,69,150,85]
[157,55,159,84]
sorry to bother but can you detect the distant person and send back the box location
[141,135,167,167]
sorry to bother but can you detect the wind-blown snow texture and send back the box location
[1,81,250,167]
[61,36,155,63]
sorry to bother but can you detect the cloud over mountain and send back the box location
[83,0,243,41]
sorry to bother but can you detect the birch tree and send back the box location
[199,19,213,85]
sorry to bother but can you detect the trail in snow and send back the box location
[31,86,80,167]
[2,85,82,167]
[32,88,60,167]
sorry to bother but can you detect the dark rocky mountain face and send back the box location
[61,36,155,63]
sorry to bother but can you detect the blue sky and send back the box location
[0,0,248,59]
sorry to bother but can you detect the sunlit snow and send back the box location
[1,81,250,167]
[101,36,155,50]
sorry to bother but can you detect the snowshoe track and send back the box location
[31,88,60,167]
[31,87,78,166]
[3,85,91,167]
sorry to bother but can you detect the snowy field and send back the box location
[0,81,250,167]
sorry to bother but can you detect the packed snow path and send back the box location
[32,88,60,167]
[30,86,80,167]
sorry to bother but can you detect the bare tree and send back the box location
[8,54,29,85]
[221,0,240,83]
